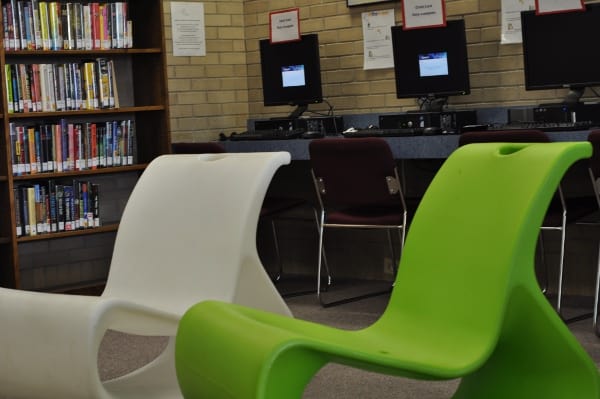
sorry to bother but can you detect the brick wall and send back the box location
[165,0,582,142]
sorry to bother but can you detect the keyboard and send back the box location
[229,128,305,141]
[342,127,423,138]
[489,121,596,132]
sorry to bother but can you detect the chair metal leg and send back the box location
[556,211,567,314]
[537,233,549,294]
[386,229,396,269]
[318,225,398,308]
[594,241,600,336]
[269,219,282,282]
[316,210,328,302]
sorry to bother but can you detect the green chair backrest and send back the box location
[378,142,592,363]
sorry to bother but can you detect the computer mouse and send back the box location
[423,126,443,135]
[301,131,324,139]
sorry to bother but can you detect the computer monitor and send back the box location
[521,4,600,104]
[391,20,471,112]
[259,34,323,119]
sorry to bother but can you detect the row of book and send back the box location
[6,58,118,113]
[14,179,100,237]
[3,1,132,51]
[10,119,136,176]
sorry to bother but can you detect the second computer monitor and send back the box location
[259,34,323,119]
[391,20,471,111]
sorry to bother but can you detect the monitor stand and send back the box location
[563,87,585,105]
[287,104,308,119]
[419,95,448,112]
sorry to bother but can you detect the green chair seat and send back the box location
[175,142,600,399]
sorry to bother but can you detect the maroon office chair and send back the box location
[171,142,310,284]
[459,129,597,317]
[309,137,407,307]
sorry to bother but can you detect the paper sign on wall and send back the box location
[401,0,446,30]
[171,2,206,57]
[362,10,395,70]
[535,0,585,14]
[270,8,301,43]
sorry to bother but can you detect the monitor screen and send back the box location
[521,4,600,102]
[259,34,323,116]
[391,20,470,105]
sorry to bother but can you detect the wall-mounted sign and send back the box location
[535,0,585,14]
[171,2,206,56]
[270,8,300,43]
[401,0,446,30]
[348,0,395,6]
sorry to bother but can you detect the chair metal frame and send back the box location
[309,137,407,307]
[581,130,600,335]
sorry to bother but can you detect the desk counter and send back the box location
[221,130,591,160]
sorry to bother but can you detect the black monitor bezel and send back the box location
[521,4,600,95]
[391,19,471,101]
[259,34,324,110]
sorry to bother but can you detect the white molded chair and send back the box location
[0,152,292,399]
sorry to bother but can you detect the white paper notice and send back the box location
[402,0,445,30]
[536,0,585,14]
[501,0,535,44]
[171,2,206,57]
[362,10,395,70]
[270,8,300,43]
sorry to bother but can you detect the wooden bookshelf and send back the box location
[0,0,171,290]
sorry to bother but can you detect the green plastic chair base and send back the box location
[176,142,600,399]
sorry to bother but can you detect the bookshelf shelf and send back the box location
[7,106,165,119]
[0,0,171,290]
[13,164,147,181]
[5,48,162,56]
[17,223,119,243]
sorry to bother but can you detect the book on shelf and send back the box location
[9,118,136,175]
[3,1,133,51]
[6,58,120,113]
[14,178,102,237]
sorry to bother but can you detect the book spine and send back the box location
[53,123,62,172]
[31,0,42,49]
[27,186,36,236]
[48,1,62,50]
[5,1,16,50]
[13,188,22,237]
[27,126,37,174]
[61,2,72,50]
[21,187,30,235]
[38,1,50,50]
[9,123,18,175]
[16,1,27,50]
[5,65,14,114]
[46,180,56,232]
[90,2,100,49]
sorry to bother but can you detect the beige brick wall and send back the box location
[164,0,582,142]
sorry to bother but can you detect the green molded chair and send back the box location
[175,142,600,399]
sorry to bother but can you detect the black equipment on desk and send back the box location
[379,110,477,134]
[254,116,344,136]
[488,121,596,132]
[342,127,423,138]
[229,128,306,141]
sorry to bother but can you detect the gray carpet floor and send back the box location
[97,290,600,398]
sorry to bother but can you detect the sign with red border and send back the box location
[401,0,446,30]
[535,0,585,15]
[269,8,301,43]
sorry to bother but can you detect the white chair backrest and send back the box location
[102,152,291,316]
